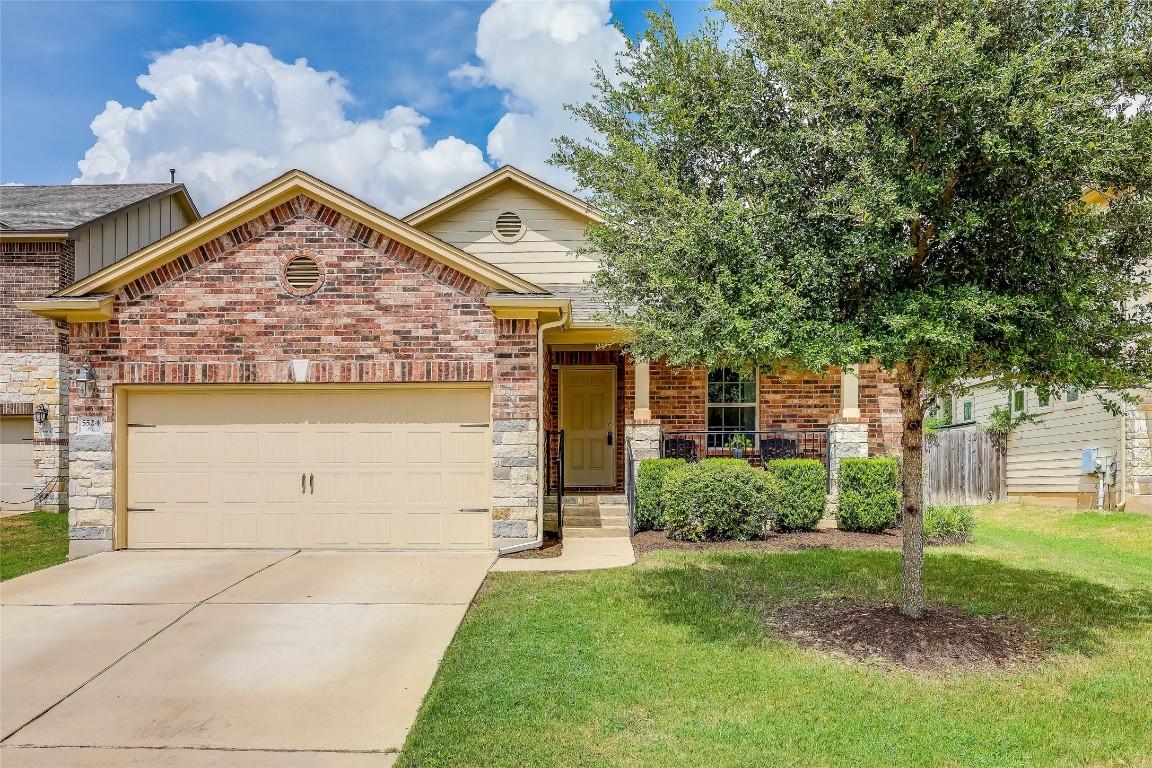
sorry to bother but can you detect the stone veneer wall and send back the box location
[65,195,540,554]
[1124,392,1152,514]
[0,352,69,511]
[825,420,869,521]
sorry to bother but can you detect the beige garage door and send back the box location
[126,388,491,550]
[1,416,35,511]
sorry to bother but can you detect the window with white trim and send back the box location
[961,399,974,423]
[1012,389,1026,413]
[1066,385,1081,405]
[707,368,757,432]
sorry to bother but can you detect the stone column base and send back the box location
[826,418,869,520]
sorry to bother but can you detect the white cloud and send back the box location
[454,0,626,189]
[75,39,492,213]
[74,3,625,212]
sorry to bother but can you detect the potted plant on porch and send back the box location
[726,433,754,459]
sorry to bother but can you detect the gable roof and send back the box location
[51,169,544,301]
[404,165,604,229]
[0,183,198,234]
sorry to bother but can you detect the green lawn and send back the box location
[399,503,1152,768]
[1,511,68,581]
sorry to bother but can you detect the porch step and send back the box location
[565,515,629,528]
[565,525,631,538]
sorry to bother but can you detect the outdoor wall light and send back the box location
[75,364,97,398]
[33,403,48,425]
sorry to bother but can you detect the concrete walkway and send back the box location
[491,536,635,572]
[1,549,495,767]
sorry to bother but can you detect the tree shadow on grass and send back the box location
[634,549,1152,655]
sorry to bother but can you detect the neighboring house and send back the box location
[938,378,1151,513]
[17,167,902,558]
[1,183,200,512]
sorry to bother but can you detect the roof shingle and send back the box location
[0,184,185,231]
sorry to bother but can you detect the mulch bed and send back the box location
[501,532,563,559]
[770,598,1043,672]
[631,528,901,555]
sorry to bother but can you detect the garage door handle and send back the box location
[127,508,155,512]
[458,508,488,513]
[301,473,306,495]
[309,473,314,494]
[459,423,489,428]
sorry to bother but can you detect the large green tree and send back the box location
[555,0,1152,616]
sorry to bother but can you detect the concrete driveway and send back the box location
[0,549,495,767]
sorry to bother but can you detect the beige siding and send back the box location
[422,187,600,284]
[73,194,194,280]
[965,383,1120,495]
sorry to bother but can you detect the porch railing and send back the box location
[544,429,565,539]
[625,436,637,536]
[661,429,831,486]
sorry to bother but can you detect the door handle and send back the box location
[309,473,314,494]
[301,473,306,495]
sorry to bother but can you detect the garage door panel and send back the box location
[260,512,302,547]
[127,388,491,550]
[222,432,259,464]
[315,512,351,545]
[448,510,489,546]
[406,513,442,546]
[354,512,393,544]
[222,512,259,545]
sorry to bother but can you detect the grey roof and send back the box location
[0,183,187,232]
[540,283,609,325]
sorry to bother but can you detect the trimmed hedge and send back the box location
[837,458,900,533]
[766,459,827,531]
[924,505,976,545]
[635,458,686,531]
[662,459,774,541]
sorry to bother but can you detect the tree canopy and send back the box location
[555,0,1152,616]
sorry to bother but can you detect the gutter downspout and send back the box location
[498,305,569,554]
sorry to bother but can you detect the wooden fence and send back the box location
[924,426,1006,505]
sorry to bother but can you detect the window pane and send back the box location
[1067,385,1080,402]
[1038,391,1050,407]
[963,401,974,421]
[707,368,755,405]
[1013,391,1025,412]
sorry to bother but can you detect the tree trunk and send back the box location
[896,365,927,618]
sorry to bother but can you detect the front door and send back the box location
[559,367,616,487]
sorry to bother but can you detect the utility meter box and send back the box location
[1081,447,1100,474]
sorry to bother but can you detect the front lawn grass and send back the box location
[1,511,68,581]
[399,503,1152,768]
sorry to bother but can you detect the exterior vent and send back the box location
[284,256,321,293]
[494,211,525,241]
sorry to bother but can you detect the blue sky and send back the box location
[0,1,712,211]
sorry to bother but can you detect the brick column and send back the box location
[825,417,869,525]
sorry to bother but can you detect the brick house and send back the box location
[1,184,199,512]
[17,167,901,558]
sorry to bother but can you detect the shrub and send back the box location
[837,458,900,533]
[766,459,828,531]
[634,458,686,530]
[924,505,976,545]
[662,459,774,541]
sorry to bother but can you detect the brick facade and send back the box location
[65,195,541,551]
[2,240,73,354]
[640,359,900,452]
[2,240,73,512]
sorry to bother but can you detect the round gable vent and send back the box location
[283,255,322,295]
[494,211,526,242]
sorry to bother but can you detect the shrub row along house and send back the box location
[7,166,905,557]
[1,183,199,511]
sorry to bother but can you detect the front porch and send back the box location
[540,340,900,534]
